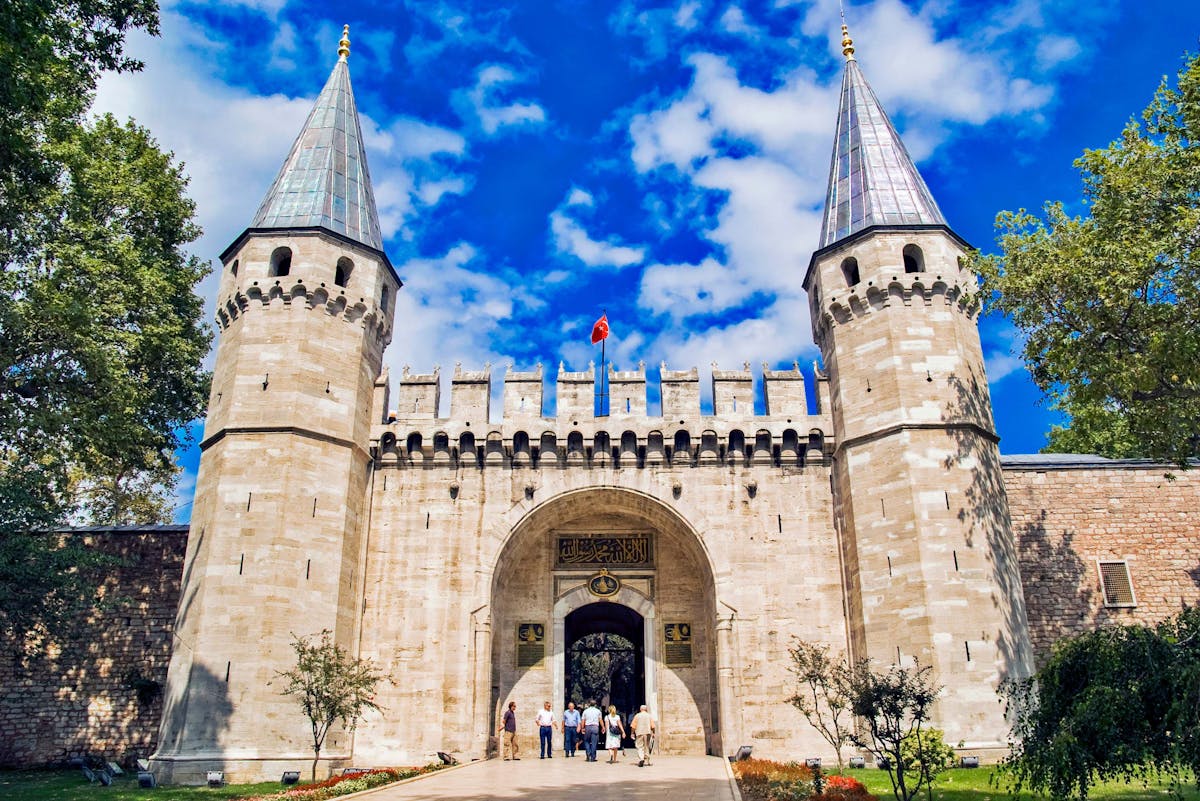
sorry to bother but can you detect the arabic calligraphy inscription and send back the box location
[556,535,652,567]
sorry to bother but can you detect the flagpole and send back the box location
[600,308,608,416]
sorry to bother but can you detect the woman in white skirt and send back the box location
[604,705,625,763]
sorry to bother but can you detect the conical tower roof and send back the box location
[818,26,947,249]
[250,26,384,252]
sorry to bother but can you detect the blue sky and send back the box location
[91,0,1200,521]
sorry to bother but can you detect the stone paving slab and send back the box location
[362,754,740,801]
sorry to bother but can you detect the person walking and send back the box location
[580,699,603,761]
[535,700,557,758]
[562,701,581,757]
[499,701,520,761]
[630,704,657,767]
[604,705,625,763]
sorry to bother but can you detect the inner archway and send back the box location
[565,603,645,747]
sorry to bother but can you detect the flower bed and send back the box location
[732,759,876,801]
[238,765,443,800]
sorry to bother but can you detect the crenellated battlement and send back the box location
[372,360,834,469]
[818,274,977,326]
[214,278,393,342]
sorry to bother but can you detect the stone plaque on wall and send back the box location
[516,623,545,668]
[556,534,652,567]
[663,622,693,666]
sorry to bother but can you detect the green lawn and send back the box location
[848,766,1200,801]
[0,769,287,801]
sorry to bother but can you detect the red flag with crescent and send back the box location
[590,313,610,344]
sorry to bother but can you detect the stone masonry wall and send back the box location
[1005,461,1200,664]
[0,527,186,768]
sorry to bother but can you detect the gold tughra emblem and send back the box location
[587,568,620,597]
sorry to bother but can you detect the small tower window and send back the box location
[335,257,353,288]
[381,286,390,310]
[841,256,860,287]
[270,247,292,278]
[903,244,925,273]
[230,259,239,277]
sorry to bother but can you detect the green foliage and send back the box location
[788,639,854,772]
[274,629,385,781]
[0,0,158,248]
[566,632,636,708]
[0,110,211,648]
[1000,606,1200,801]
[847,658,944,801]
[900,727,956,796]
[969,51,1200,466]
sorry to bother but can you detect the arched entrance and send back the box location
[487,487,719,756]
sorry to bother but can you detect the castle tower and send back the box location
[805,27,1033,752]
[151,27,401,783]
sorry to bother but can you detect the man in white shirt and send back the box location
[580,700,603,762]
[630,705,657,767]
[535,700,557,758]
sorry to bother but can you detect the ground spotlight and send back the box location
[137,771,156,788]
[206,771,224,787]
[281,770,301,785]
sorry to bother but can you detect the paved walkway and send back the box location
[364,754,740,801]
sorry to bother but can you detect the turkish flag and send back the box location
[590,313,610,344]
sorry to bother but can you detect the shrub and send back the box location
[817,774,875,801]
[239,765,440,801]
[900,727,955,787]
[732,758,816,801]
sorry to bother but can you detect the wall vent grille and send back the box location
[1098,561,1136,607]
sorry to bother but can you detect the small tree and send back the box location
[847,658,943,801]
[788,640,854,772]
[900,727,956,801]
[275,630,384,781]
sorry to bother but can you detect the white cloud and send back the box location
[550,210,646,269]
[639,257,743,319]
[566,188,595,207]
[267,21,299,72]
[548,190,646,269]
[403,3,529,69]
[175,0,291,16]
[387,243,542,415]
[675,1,705,30]
[1035,35,1083,70]
[454,64,547,136]
[629,95,715,171]
[985,352,1026,383]
[718,6,762,37]
[627,53,834,343]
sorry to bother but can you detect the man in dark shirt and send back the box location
[499,701,520,760]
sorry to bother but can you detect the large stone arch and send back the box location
[481,486,727,755]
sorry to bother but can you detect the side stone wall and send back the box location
[1004,461,1200,664]
[0,527,186,768]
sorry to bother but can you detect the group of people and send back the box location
[499,700,658,767]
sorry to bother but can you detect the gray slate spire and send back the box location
[818,27,946,249]
[250,26,384,251]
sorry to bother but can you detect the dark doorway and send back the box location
[565,603,644,748]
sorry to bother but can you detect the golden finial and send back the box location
[841,23,856,61]
[338,24,351,60]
